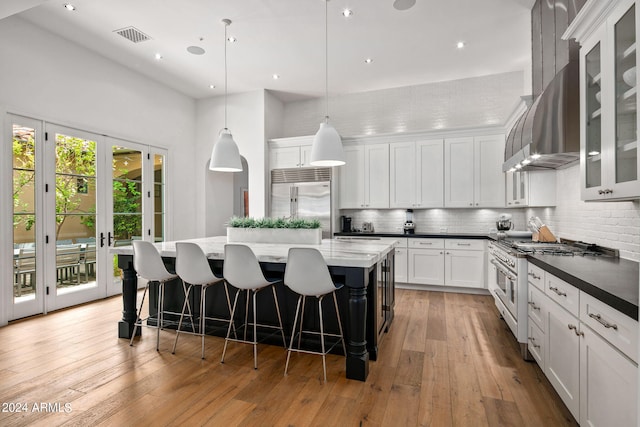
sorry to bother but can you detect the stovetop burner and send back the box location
[500,239,619,258]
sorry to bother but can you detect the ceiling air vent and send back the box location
[114,26,151,43]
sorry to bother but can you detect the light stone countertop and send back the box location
[110,236,398,268]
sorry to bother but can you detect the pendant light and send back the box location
[209,18,242,172]
[310,0,345,167]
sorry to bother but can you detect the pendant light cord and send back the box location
[324,0,329,122]
[224,20,229,130]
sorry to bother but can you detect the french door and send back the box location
[8,114,166,320]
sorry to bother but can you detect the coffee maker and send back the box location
[340,216,352,232]
[403,209,415,235]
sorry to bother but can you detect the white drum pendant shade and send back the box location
[310,122,345,166]
[209,131,242,172]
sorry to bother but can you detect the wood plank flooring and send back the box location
[0,289,578,426]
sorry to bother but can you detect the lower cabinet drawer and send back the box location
[528,320,545,369]
[580,291,639,363]
[546,274,579,317]
[528,285,547,332]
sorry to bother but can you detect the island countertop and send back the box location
[110,235,397,269]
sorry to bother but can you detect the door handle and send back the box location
[108,232,114,246]
[100,232,105,248]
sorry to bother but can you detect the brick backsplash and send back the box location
[281,71,523,138]
[528,165,640,261]
[341,166,640,262]
[340,208,527,235]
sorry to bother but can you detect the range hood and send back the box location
[503,61,580,172]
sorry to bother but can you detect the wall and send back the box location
[341,208,527,235]
[281,71,523,138]
[0,15,197,325]
[196,91,268,237]
[528,165,640,261]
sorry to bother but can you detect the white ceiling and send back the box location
[13,0,533,101]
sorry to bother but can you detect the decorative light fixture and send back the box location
[456,41,465,49]
[310,0,345,167]
[63,3,76,11]
[209,19,242,172]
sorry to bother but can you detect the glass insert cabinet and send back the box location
[567,0,640,201]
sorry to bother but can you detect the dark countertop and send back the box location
[334,232,489,239]
[335,232,639,320]
[528,254,639,320]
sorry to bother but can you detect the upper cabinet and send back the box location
[339,143,389,209]
[444,135,506,208]
[389,139,444,208]
[269,145,313,169]
[506,170,557,207]
[566,0,640,200]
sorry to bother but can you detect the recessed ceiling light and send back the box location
[154,53,163,60]
[272,74,280,80]
[63,3,76,11]
[342,9,353,17]
[209,84,216,89]
[456,41,465,49]
[364,58,373,64]
[227,36,237,43]
[187,46,205,55]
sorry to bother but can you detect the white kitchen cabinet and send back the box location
[579,323,638,427]
[546,297,581,420]
[567,0,640,201]
[444,134,505,208]
[269,145,313,169]
[389,139,444,208]
[528,263,639,426]
[394,246,408,283]
[505,170,557,207]
[339,144,389,209]
[407,239,485,288]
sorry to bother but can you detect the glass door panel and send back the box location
[153,153,165,242]
[12,120,42,318]
[614,5,637,184]
[54,133,98,295]
[585,42,602,188]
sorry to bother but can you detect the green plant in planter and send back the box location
[228,216,320,229]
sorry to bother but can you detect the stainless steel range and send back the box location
[487,238,616,360]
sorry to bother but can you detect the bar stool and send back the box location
[283,247,346,382]
[221,244,286,369]
[130,240,180,351]
[172,242,235,359]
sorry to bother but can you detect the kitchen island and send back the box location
[110,236,397,381]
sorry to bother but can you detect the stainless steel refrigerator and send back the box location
[270,167,332,239]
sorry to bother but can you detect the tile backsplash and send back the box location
[340,208,527,234]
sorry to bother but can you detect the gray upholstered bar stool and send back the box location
[172,242,235,359]
[221,244,287,369]
[130,240,180,351]
[283,247,346,382]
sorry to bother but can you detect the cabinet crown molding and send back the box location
[564,0,627,43]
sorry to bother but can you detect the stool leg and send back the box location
[201,284,207,359]
[318,295,327,383]
[271,285,286,347]
[285,295,303,377]
[333,292,346,355]
[221,288,241,364]
[297,296,306,349]
[130,283,149,346]
[172,280,192,354]
[223,282,237,339]
[156,282,164,351]
[252,289,258,369]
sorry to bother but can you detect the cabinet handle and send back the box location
[445,251,450,255]
[528,337,540,349]
[475,203,479,206]
[419,242,433,245]
[457,243,471,246]
[528,301,540,311]
[469,203,473,206]
[567,324,584,337]
[588,313,618,330]
[514,201,520,205]
[528,271,540,280]
[439,251,443,254]
[549,286,567,297]
[508,202,512,205]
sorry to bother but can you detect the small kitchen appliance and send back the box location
[496,213,513,231]
[340,216,352,233]
[403,209,415,235]
[362,222,374,233]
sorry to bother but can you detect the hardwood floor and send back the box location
[0,289,578,426]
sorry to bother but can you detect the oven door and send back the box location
[490,259,517,320]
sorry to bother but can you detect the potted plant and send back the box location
[226,217,322,244]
